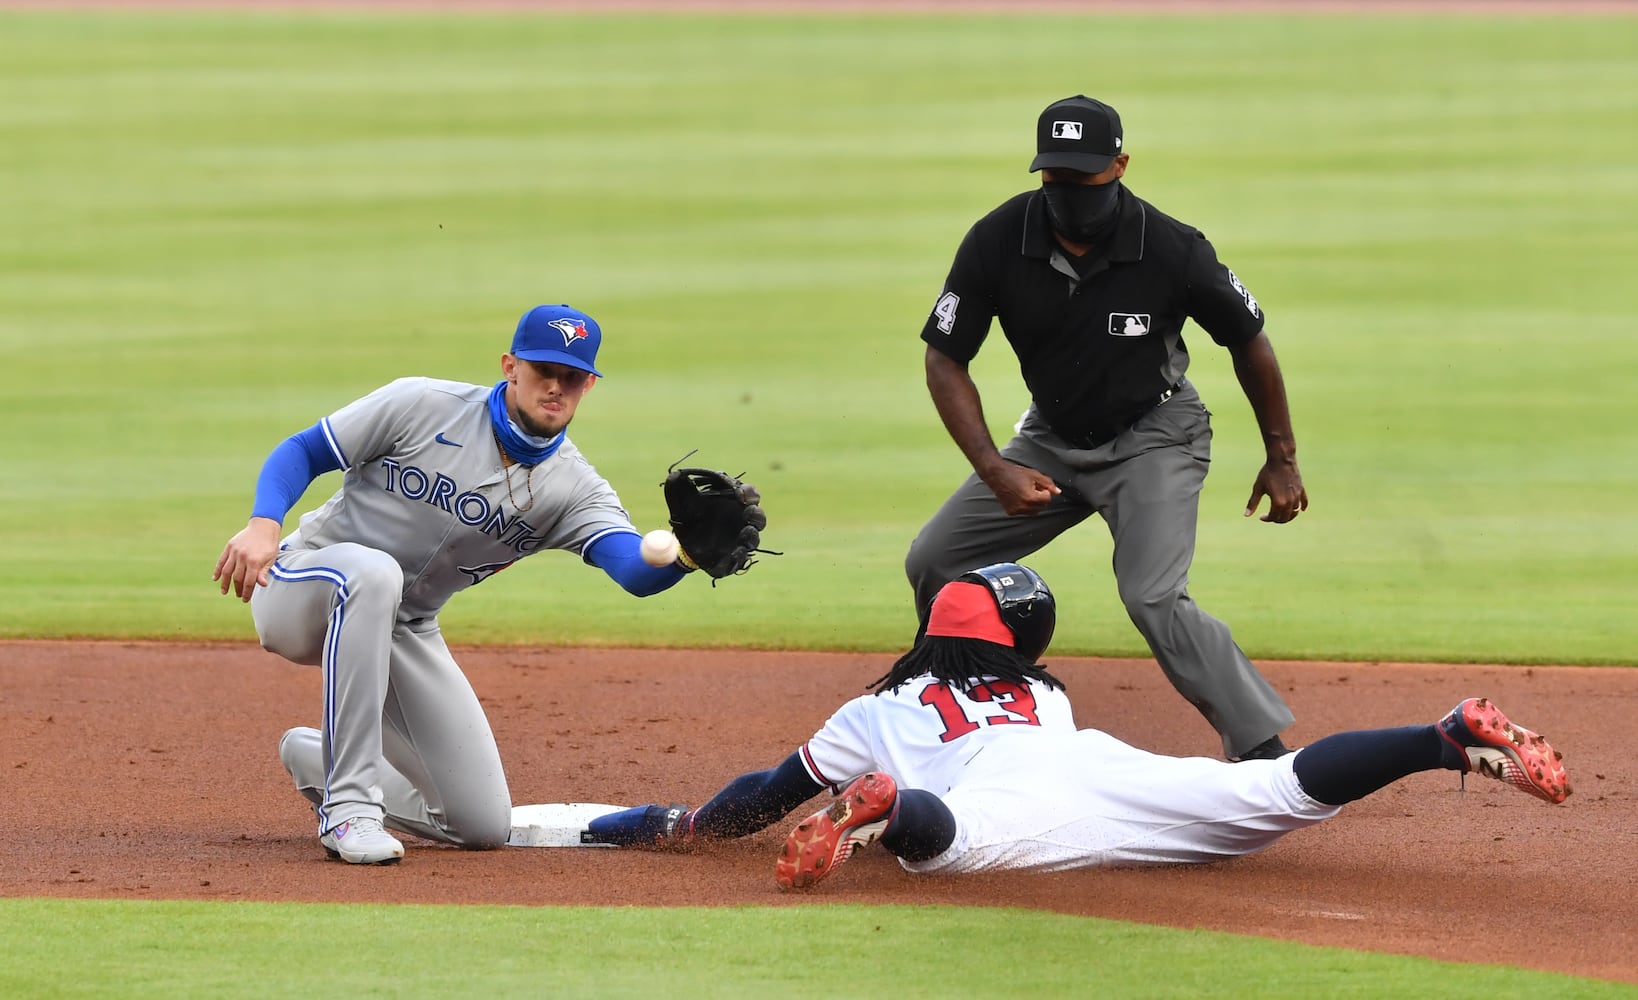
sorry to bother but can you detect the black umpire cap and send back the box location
[1030,95,1123,174]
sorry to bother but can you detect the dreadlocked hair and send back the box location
[868,635,1065,696]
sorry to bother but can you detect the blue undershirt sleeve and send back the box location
[586,532,689,597]
[250,423,343,523]
[690,753,827,839]
[583,752,825,846]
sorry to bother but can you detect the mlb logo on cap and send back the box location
[1031,95,1124,174]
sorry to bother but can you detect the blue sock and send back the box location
[1291,725,1453,806]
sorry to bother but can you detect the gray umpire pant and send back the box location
[251,543,512,848]
[904,381,1293,759]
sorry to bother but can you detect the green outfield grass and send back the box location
[2,899,1633,1000]
[1,8,1634,663]
[1,8,1636,997]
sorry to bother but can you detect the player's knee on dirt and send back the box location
[880,788,957,862]
[278,727,325,803]
[422,773,513,850]
[442,800,511,850]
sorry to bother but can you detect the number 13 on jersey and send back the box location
[920,680,1040,743]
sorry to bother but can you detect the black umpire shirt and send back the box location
[920,185,1266,448]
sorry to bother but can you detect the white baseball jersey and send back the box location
[798,674,1339,874]
[255,376,641,847]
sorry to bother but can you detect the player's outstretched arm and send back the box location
[586,752,824,849]
[690,753,827,838]
[585,532,689,597]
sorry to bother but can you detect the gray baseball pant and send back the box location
[251,543,511,848]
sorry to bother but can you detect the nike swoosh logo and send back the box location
[434,432,462,447]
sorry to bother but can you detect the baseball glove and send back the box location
[662,464,768,579]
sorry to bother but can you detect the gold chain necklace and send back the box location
[493,428,538,513]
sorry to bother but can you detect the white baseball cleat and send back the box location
[321,817,404,865]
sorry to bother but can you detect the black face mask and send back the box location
[1042,179,1121,244]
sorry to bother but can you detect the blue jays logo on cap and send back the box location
[547,317,590,346]
[511,304,604,376]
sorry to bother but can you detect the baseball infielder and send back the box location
[214,304,699,864]
[587,564,1570,888]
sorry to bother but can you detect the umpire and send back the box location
[904,95,1307,761]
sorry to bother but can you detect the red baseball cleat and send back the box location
[776,772,898,891]
[1436,697,1571,804]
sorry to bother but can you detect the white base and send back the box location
[507,802,627,847]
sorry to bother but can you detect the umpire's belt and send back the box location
[1055,380,1185,450]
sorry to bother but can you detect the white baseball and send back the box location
[640,529,680,567]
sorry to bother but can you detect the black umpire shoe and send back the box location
[1231,735,1294,762]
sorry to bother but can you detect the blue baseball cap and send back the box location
[510,304,603,376]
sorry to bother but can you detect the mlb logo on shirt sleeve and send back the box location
[1107,313,1151,337]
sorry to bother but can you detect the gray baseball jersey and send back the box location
[254,376,640,847]
[291,376,635,619]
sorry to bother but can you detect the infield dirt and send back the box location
[3,640,1634,984]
